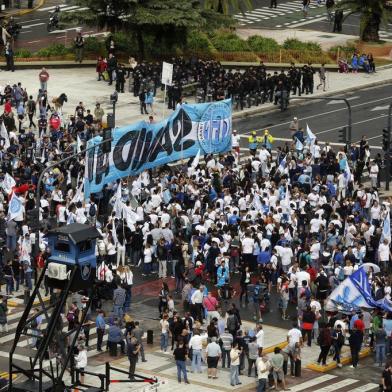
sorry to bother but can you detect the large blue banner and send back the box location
[84,99,232,197]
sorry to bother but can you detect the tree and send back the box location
[338,0,392,42]
[203,0,253,15]
[61,0,206,58]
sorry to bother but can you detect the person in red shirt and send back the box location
[4,99,12,114]
[353,313,365,333]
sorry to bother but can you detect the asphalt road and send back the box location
[234,82,392,150]
[234,0,392,41]
[13,0,101,51]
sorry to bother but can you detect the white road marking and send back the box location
[371,105,390,111]
[241,94,392,136]
[350,383,381,392]
[288,375,337,392]
[314,379,360,392]
[37,4,66,11]
[315,114,388,135]
[288,15,329,27]
[19,30,32,34]
[326,96,360,104]
[22,22,46,28]
[19,18,45,24]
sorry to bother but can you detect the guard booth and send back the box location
[46,223,101,292]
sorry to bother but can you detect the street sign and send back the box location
[161,61,173,86]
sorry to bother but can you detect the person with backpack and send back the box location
[331,324,345,367]
[317,324,332,366]
[26,95,36,129]
[88,200,97,225]
[227,309,240,338]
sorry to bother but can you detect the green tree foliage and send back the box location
[61,0,206,58]
[338,0,392,41]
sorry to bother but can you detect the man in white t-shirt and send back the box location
[378,238,391,271]
[287,323,303,347]
[279,243,293,272]
[242,232,255,269]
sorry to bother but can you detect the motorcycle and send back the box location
[47,15,59,32]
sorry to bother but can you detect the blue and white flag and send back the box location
[343,161,352,185]
[306,124,316,145]
[7,192,23,221]
[328,271,375,310]
[380,212,391,244]
[277,156,287,173]
[295,137,303,151]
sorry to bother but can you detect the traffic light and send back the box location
[382,128,390,152]
[102,128,112,153]
[338,127,347,144]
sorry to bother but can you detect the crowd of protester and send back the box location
[0,58,390,391]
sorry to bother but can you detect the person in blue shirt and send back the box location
[228,211,240,226]
[216,260,229,288]
[96,310,106,352]
[17,101,25,132]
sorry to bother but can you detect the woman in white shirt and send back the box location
[106,237,117,267]
[370,200,381,226]
[143,243,153,276]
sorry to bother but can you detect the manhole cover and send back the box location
[318,34,334,38]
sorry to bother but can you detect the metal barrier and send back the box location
[104,363,159,392]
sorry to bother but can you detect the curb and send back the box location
[232,77,392,120]
[7,295,50,307]
[306,347,371,372]
[263,341,288,354]
[2,0,46,18]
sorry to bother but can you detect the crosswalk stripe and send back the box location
[288,375,337,392]
[287,15,327,27]
[244,12,269,18]
[314,379,360,392]
[37,4,66,11]
[22,22,46,28]
[254,9,285,15]
[350,384,380,392]
[276,4,302,10]
[247,10,279,17]
[57,5,80,11]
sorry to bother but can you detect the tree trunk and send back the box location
[360,13,380,42]
[136,30,145,61]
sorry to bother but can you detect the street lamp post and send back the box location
[289,96,353,145]
[386,103,392,191]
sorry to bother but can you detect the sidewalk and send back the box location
[1,0,45,17]
[1,66,391,129]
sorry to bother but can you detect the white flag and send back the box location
[191,150,201,170]
[1,121,10,150]
[113,183,124,219]
[7,192,23,221]
[1,173,16,195]
[306,124,316,145]
[71,181,84,204]
[77,135,82,154]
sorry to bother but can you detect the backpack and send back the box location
[89,203,96,217]
[253,285,261,302]
[337,267,345,281]
[66,311,75,323]
[304,287,311,301]
[227,314,239,332]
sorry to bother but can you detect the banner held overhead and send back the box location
[84,99,232,198]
